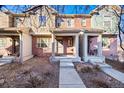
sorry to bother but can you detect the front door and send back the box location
[57,39,64,55]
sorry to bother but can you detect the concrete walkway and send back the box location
[101,67,124,84]
[59,61,86,88]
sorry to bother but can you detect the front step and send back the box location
[60,59,73,62]
[0,56,15,66]
[60,62,74,68]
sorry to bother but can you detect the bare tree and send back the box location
[111,5,124,51]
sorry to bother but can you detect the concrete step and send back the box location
[0,59,13,63]
[60,62,74,68]
[60,59,73,62]
[98,63,112,68]
[0,56,15,65]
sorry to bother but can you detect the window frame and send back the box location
[67,18,74,27]
[103,15,112,29]
[39,16,47,27]
[36,37,51,48]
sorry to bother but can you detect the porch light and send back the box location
[80,31,83,35]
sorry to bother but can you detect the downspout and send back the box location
[17,29,23,63]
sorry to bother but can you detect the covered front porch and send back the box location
[81,29,105,63]
[50,29,81,62]
[0,27,33,63]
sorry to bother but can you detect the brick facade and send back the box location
[32,36,52,57]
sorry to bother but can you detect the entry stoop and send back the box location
[0,56,15,66]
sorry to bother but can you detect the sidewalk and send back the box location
[101,67,124,83]
[59,62,86,88]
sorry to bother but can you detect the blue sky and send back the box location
[3,5,97,14]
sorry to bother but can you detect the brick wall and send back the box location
[32,36,52,57]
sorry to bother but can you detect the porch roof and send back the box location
[0,27,31,36]
[102,33,118,37]
[83,28,104,33]
[51,28,81,34]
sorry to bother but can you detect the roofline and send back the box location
[23,5,58,14]
[12,13,30,17]
[55,14,91,18]
[90,5,122,15]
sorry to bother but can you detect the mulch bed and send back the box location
[0,57,59,88]
[74,62,124,88]
[106,59,124,73]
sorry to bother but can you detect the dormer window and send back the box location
[39,16,46,26]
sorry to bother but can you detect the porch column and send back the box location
[19,33,23,63]
[52,33,55,56]
[83,34,88,58]
[74,34,79,57]
[97,34,102,56]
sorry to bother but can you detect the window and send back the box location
[37,38,51,48]
[39,16,46,26]
[67,19,74,27]
[81,18,86,27]
[102,38,110,49]
[56,18,61,28]
[103,15,112,29]
[0,39,6,48]
[14,17,20,27]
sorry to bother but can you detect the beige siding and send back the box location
[14,6,56,33]
[0,12,10,28]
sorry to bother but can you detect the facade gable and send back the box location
[91,5,119,34]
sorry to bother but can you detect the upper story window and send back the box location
[0,39,6,48]
[67,19,74,27]
[14,17,20,27]
[81,18,86,27]
[39,16,46,26]
[103,15,112,29]
[55,18,61,28]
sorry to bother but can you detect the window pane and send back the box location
[39,16,46,26]
[37,38,50,48]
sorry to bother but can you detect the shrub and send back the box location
[91,79,110,88]
[27,74,46,88]
[93,65,101,71]
[81,66,93,73]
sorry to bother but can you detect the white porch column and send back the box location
[52,33,55,56]
[97,34,102,56]
[74,34,79,57]
[83,34,88,61]
[19,33,23,63]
